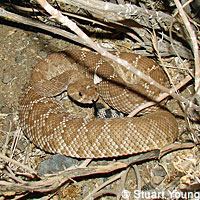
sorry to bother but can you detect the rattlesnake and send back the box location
[18,50,178,158]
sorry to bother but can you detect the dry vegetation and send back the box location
[0,0,200,199]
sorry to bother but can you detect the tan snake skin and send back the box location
[18,50,178,158]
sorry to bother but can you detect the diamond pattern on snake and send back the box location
[18,50,178,158]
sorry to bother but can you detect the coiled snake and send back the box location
[18,50,178,158]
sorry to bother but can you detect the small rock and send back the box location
[152,176,165,185]
[15,56,22,63]
[2,74,12,84]
[16,139,28,151]
[38,50,48,58]
[153,166,167,177]
[142,182,155,191]
[36,154,79,176]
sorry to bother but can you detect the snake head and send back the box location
[67,78,99,104]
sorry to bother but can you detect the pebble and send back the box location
[153,167,166,177]
[38,50,48,58]
[15,56,22,63]
[36,154,79,176]
[2,74,12,84]
[152,176,165,185]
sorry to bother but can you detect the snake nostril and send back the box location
[79,92,82,97]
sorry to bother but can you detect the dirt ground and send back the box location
[0,21,74,112]
[0,20,199,199]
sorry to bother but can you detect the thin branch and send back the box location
[132,165,142,193]
[128,75,192,117]
[83,170,123,200]
[0,7,87,47]
[0,162,127,193]
[56,0,175,26]
[0,153,37,175]
[0,143,196,193]
[174,0,200,95]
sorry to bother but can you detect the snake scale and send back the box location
[18,50,178,158]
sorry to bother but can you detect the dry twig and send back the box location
[0,141,197,195]
[174,0,200,96]
[0,153,37,175]
[56,0,175,28]
[0,7,87,47]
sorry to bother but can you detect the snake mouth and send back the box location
[68,93,99,106]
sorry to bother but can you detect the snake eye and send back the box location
[79,92,82,97]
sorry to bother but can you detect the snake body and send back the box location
[18,50,178,158]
